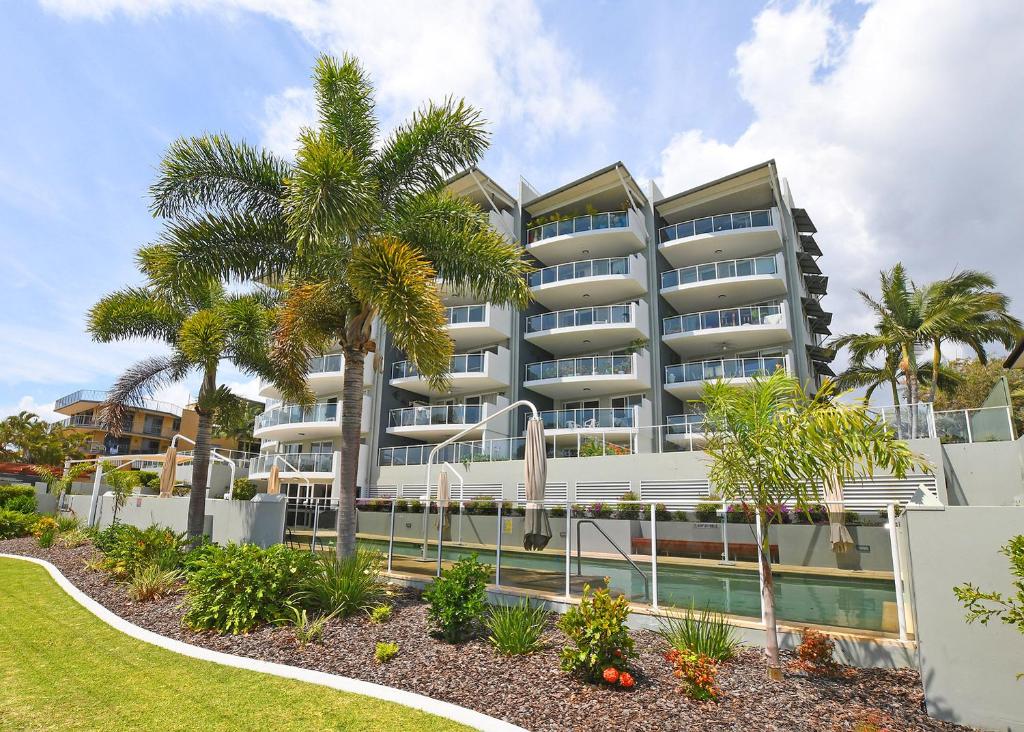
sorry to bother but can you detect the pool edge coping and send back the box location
[0,553,527,732]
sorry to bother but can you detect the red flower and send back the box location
[602,667,620,684]
[618,672,635,689]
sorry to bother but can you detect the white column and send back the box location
[87,462,104,528]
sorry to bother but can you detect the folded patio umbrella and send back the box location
[158,445,177,498]
[523,416,551,551]
[825,473,854,552]
[437,469,452,530]
[267,463,281,495]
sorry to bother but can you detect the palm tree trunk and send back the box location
[187,367,216,540]
[929,337,941,403]
[759,507,782,680]
[890,377,903,439]
[335,349,367,559]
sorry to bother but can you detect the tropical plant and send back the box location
[211,394,263,448]
[374,641,399,664]
[484,601,548,655]
[935,358,1024,435]
[56,528,91,548]
[88,278,277,540]
[295,549,387,618]
[0,411,87,464]
[665,649,720,701]
[700,369,930,679]
[55,515,80,533]
[657,606,740,662]
[137,53,532,558]
[790,627,842,677]
[0,509,37,539]
[102,465,141,524]
[99,525,188,578]
[279,606,333,646]
[558,584,636,682]
[953,534,1024,679]
[127,564,182,601]
[423,554,491,642]
[183,543,315,634]
[0,484,35,507]
[369,604,392,624]
[3,494,36,514]
[231,478,258,501]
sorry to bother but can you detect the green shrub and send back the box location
[394,499,409,512]
[137,471,161,489]
[56,528,91,548]
[279,606,332,646]
[232,479,258,501]
[127,564,182,601]
[183,543,314,634]
[0,513,41,544]
[694,502,719,522]
[558,584,635,682]
[654,503,671,521]
[616,491,641,520]
[100,525,187,578]
[370,604,392,623]
[295,549,387,618]
[550,505,566,518]
[56,515,81,533]
[37,526,57,548]
[423,554,491,642]
[485,600,548,655]
[672,510,688,522]
[4,494,37,514]
[0,484,35,508]
[374,641,399,664]
[657,606,740,662]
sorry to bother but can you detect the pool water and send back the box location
[359,538,897,633]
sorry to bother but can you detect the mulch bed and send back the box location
[1,537,968,732]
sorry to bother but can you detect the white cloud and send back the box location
[656,0,1024,367]
[0,395,63,422]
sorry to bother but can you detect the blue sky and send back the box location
[2,0,1023,419]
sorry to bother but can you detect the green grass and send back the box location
[0,559,470,732]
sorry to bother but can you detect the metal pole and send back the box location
[564,493,571,599]
[386,498,396,574]
[964,409,973,444]
[721,501,733,564]
[495,503,503,587]
[649,503,659,610]
[310,499,320,554]
[87,461,104,528]
[755,509,767,627]
[887,503,908,642]
[435,501,444,578]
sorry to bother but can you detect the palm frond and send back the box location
[87,287,184,344]
[313,53,378,164]
[100,355,192,432]
[271,283,345,404]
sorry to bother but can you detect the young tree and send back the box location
[88,280,277,539]
[934,358,1024,435]
[701,370,931,679]
[0,411,87,465]
[137,54,532,558]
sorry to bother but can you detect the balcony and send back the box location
[539,407,637,443]
[386,403,497,441]
[258,353,375,398]
[524,351,651,398]
[658,209,781,269]
[660,254,786,311]
[664,355,789,399]
[525,209,646,266]
[527,254,647,310]
[445,304,512,349]
[252,395,371,441]
[390,347,511,397]
[54,389,183,417]
[663,414,706,452]
[250,452,335,478]
[662,303,790,358]
[524,301,648,356]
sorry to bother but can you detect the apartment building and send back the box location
[54,390,184,457]
[249,160,839,506]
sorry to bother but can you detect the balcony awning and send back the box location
[800,234,822,256]
[805,274,828,295]
[796,252,822,275]
[807,344,837,364]
[813,361,836,378]
[791,207,817,233]
[809,319,832,336]
[802,296,824,317]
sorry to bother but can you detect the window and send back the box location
[611,395,643,409]
[563,400,599,410]
[142,414,164,436]
[309,441,333,454]
[281,443,302,455]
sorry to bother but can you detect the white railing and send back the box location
[540,407,637,431]
[388,404,485,428]
[526,303,637,334]
[661,255,778,290]
[307,354,343,374]
[254,402,339,430]
[252,452,334,474]
[54,389,184,416]
[663,303,783,337]
[659,208,773,244]
[525,354,636,382]
[445,304,487,325]
[392,352,487,379]
[527,210,630,245]
[665,355,787,385]
[528,256,632,288]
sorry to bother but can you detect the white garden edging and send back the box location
[0,553,526,732]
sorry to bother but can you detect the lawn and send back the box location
[0,559,469,732]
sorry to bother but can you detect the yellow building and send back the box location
[54,390,183,458]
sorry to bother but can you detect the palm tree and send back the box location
[136,54,532,558]
[916,270,1022,402]
[88,280,277,538]
[701,370,930,679]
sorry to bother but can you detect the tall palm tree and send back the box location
[88,280,277,538]
[916,270,1022,402]
[136,54,532,558]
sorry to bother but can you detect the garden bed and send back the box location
[0,536,966,732]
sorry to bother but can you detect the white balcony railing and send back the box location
[663,303,783,337]
[254,402,339,431]
[526,303,637,334]
[388,404,485,429]
[658,209,773,244]
[527,210,630,245]
[540,407,636,431]
[525,354,636,382]
[665,355,787,385]
[444,305,487,325]
[251,452,334,475]
[392,353,487,380]
[54,389,183,416]
[661,255,778,290]
[528,256,632,288]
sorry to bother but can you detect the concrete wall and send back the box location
[66,493,286,548]
[942,438,1024,506]
[903,505,1024,730]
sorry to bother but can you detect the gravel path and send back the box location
[0,538,968,732]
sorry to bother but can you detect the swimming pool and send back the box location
[359,538,898,633]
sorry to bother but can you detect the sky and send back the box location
[2,0,1023,421]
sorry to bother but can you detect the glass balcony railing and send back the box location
[526,304,634,334]
[666,413,705,435]
[540,408,635,430]
[665,356,786,385]
[59,415,151,434]
[661,255,778,290]
[658,209,773,244]
[380,437,528,467]
[388,404,484,428]
[254,402,339,430]
[527,256,630,288]
[445,305,487,325]
[527,210,630,245]
[307,354,343,374]
[391,353,486,380]
[663,304,783,336]
[54,389,183,416]
[525,355,635,382]
[252,452,334,474]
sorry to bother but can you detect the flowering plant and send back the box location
[666,649,720,701]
